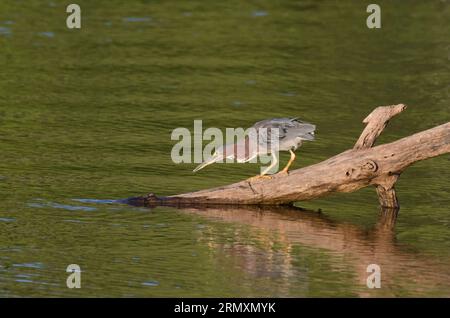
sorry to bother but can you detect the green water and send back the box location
[0,0,449,297]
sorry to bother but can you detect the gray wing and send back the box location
[250,118,315,146]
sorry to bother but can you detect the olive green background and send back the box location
[0,0,449,296]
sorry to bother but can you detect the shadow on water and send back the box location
[128,201,449,296]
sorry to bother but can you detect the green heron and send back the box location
[193,118,316,179]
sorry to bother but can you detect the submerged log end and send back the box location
[373,173,400,209]
[126,193,166,207]
[376,186,399,209]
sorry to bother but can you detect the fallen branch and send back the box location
[128,104,450,208]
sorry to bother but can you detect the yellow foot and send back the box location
[276,169,289,176]
[246,175,273,182]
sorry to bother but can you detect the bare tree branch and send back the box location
[128,104,450,209]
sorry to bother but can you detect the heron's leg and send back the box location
[260,152,279,176]
[279,149,296,174]
[247,152,278,181]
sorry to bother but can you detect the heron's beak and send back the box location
[193,155,219,172]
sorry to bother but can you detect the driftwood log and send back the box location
[128,104,450,209]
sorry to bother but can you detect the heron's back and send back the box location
[252,117,315,151]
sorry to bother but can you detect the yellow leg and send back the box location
[279,150,296,174]
[247,152,278,182]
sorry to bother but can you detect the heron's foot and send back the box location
[276,169,290,176]
[246,175,273,182]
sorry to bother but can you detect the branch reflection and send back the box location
[168,204,449,296]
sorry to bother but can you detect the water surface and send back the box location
[0,0,449,297]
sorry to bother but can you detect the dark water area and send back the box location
[0,0,449,296]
